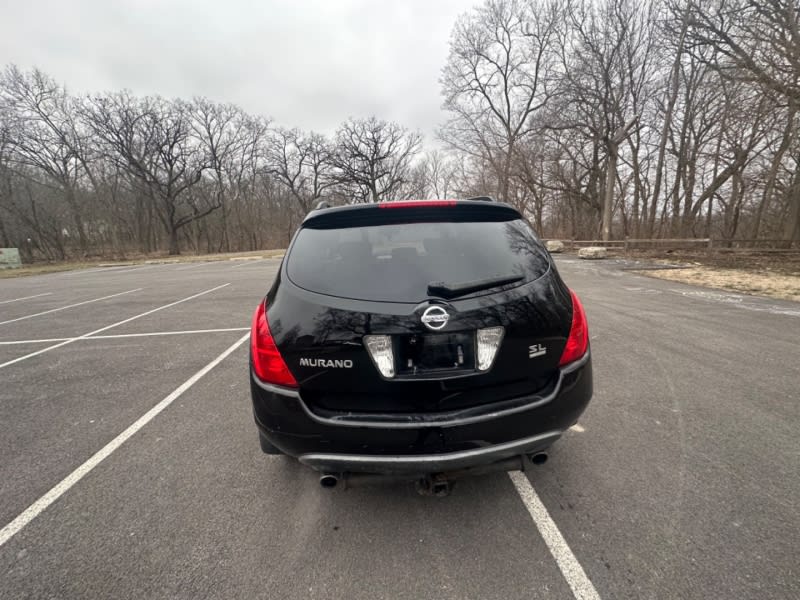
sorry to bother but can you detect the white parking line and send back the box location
[57,265,138,277]
[0,338,72,345]
[96,264,144,272]
[0,327,249,346]
[56,267,110,277]
[0,332,250,548]
[88,327,249,339]
[0,284,230,370]
[230,259,265,269]
[109,265,154,273]
[509,472,601,600]
[0,293,53,305]
[175,262,214,271]
[0,289,142,326]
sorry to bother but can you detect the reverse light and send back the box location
[378,200,457,209]
[250,301,298,387]
[476,326,504,371]
[558,290,589,367]
[363,335,395,378]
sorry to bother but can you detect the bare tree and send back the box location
[684,0,800,102]
[683,0,800,243]
[331,116,422,203]
[0,66,96,253]
[84,93,212,255]
[420,150,457,198]
[440,0,562,203]
[553,0,647,240]
[189,98,263,252]
[267,127,335,212]
[0,98,18,249]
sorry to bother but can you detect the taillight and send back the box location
[250,301,298,387]
[378,200,457,209]
[558,290,589,367]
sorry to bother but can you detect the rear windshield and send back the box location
[286,219,549,303]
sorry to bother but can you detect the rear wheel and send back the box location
[258,432,282,455]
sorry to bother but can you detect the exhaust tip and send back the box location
[530,452,548,466]
[319,474,339,488]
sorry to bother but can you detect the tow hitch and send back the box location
[414,473,454,497]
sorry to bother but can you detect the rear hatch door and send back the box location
[272,201,571,413]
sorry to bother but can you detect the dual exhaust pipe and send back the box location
[318,452,548,491]
[319,473,340,488]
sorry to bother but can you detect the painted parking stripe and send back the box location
[231,259,266,269]
[509,472,601,600]
[97,264,157,274]
[57,267,115,277]
[0,332,250,548]
[0,289,142,326]
[174,262,214,271]
[88,327,249,339]
[0,284,230,370]
[0,293,53,305]
[112,265,152,272]
[0,327,249,346]
[0,338,72,345]
[57,264,140,277]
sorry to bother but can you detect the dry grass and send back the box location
[625,249,800,276]
[0,262,100,279]
[635,266,800,302]
[0,249,286,279]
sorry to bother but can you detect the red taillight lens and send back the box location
[250,301,298,387]
[378,200,457,209]
[558,290,589,367]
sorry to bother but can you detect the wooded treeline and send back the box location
[1,0,798,260]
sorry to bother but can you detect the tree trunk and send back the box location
[680,148,699,237]
[723,169,744,242]
[169,225,180,255]
[602,144,618,241]
[499,145,514,204]
[66,186,89,256]
[648,10,688,237]
[0,216,9,247]
[782,166,800,246]
[628,138,642,239]
[752,103,796,238]
[704,194,714,239]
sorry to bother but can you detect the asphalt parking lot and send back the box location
[0,257,798,600]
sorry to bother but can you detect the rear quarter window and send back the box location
[286,219,549,302]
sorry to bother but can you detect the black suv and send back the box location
[249,199,592,488]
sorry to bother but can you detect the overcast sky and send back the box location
[0,0,473,141]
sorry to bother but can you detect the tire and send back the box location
[258,432,282,455]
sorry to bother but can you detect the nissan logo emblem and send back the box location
[421,306,449,331]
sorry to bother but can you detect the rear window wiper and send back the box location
[427,274,524,299]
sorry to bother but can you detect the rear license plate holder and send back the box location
[395,332,475,375]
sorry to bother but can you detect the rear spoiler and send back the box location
[302,200,522,229]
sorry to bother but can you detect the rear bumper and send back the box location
[251,351,592,474]
[298,431,560,474]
